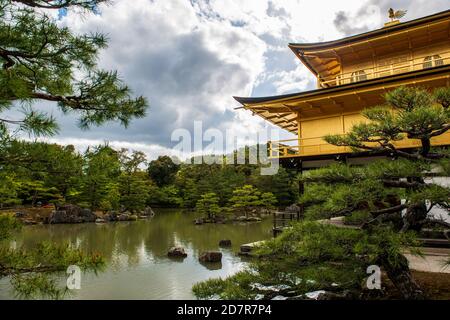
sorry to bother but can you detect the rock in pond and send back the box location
[199,251,222,263]
[15,212,26,218]
[168,247,188,258]
[22,219,38,225]
[194,218,204,225]
[48,204,96,224]
[142,207,155,217]
[104,212,138,222]
[95,218,106,223]
[219,239,232,247]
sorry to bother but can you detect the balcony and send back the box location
[269,137,348,159]
[318,53,450,88]
[269,133,450,159]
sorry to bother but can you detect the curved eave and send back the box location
[234,63,450,107]
[289,9,450,52]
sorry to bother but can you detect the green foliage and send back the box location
[18,179,61,206]
[147,156,180,187]
[193,271,260,300]
[0,172,21,207]
[343,211,372,226]
[196,192,221,220]
[193,221,419,299]
[0,141,84,207]
[80,145,121,210]
[325,86,450,157]
[0,213,22,241]
[260,192,277,211]
[229,185,262,217]
[117,150,151,212]
[119,172,151,212]
[98,182,120,212]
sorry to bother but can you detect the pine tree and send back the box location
[229,185,262,218]
[196,192,221,221]
[80,145,121,211]
[260,192,277,213]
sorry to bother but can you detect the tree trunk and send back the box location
[379,252,424,299]
[402,177,428,232]
[402,201,428,232]
[420,138,431,156]
[31,190,37,207]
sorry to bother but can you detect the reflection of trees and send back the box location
[12,209,273,268]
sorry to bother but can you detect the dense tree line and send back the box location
[0,143,297,212]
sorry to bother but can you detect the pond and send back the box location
[0,209,273,299]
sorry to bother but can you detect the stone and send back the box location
[271,295,288,300]
[22,219,37,225]
[199,251,222,263]
[219,239,232,247]
[316,290,356,300]
[117,213,130,221]
[168,247,187,258]
[194,218,204,225]
[103,212,137,222]
[304,290,326,300]
[48,204,96,224]
[95,218,106,223]
[143,207,155,216]
[246,217,262,222]
[15,212,26,218]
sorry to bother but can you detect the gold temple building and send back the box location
[234,9,450,169]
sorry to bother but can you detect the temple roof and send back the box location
[234,9,450,133]
[289,9,450,52]
[234,63,450,105]
[234,64,450,133]
[288,9,450,79]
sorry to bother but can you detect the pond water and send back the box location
[0,209,273,300]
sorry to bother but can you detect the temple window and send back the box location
[423,55,444,69]
[351,70,367,83]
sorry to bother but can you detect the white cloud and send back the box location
[16,0,448,159]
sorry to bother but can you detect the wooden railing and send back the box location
[273,206,304,237]
[268,131,450,158]
[319,53,450,87]
[269,136,348,158]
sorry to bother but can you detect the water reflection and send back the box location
[0,209,272,299]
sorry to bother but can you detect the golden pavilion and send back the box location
[234,9,450,168]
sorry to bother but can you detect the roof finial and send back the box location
[388,8,407,21]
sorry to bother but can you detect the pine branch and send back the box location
[370,204,408,216]
[383,180,424,189]
[11,0,109,9]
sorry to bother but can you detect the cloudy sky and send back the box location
[27,0,450,159]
